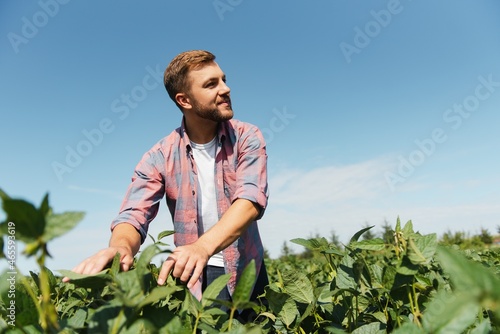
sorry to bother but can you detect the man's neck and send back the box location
[184,117,218,144]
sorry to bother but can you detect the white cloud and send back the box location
[260,156,500,258]
[269,157,394,207]
[67,184,124,200]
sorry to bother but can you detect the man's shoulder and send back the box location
[148,127,183,153]
[221,119,265,147]
[223,118,260,133]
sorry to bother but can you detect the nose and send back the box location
[219,81,230,95]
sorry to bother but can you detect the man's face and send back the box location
[184,62,233,122]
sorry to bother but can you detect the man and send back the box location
[66,50,269,305]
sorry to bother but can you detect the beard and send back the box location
[190,98,234,122]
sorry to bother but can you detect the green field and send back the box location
[1,190,500,333]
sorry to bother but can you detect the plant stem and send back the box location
[110,308,125,334]
[407,284,422,327]
[228,307,237,330]
[192,314,200,334]
[36,245,60,333]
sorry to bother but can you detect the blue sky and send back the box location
[1,0,500,273]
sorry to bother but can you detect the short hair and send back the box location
[163,50,216,108]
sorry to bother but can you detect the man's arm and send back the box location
[62,223,141,282]
[157,198,260,288]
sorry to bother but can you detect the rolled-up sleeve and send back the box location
[233,126,268,220]
[110,147,165,242]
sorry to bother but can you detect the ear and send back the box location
[175,93,192,110]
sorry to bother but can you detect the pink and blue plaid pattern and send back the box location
[111,118,268,298]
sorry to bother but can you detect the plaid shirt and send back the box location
[111,118,268,299]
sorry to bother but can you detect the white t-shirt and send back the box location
[190,137,224,267]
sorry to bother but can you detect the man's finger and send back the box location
[157,256,175,285]
[187,263,204,289]
[180,261,195,283]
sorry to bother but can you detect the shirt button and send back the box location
[192,190,195,195]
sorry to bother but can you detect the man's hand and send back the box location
[157,242,210,289]
[156,199,260,289]
[62,246,134,282]
[62,223,141,282]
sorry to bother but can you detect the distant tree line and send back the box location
[271,221,500,259]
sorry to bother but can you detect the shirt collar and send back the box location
[180,117,227,151]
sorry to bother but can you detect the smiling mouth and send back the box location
[218,100,231,106]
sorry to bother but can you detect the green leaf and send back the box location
[407,234,437,265]
[0,271,39,327]
[137,285,180,310]
[290,237,330,252]
[370,263,383,286]
[350,238,386,251]
[278,298,299,326]
[202,273,231,307]
[42,211,85,242]
[23,240,42,257]
[39,193,51,218]
[231,260,256,306]
[469,320,492,334]
[396,255,419,276]
[422,290,480,334]
[351,322,386,334]
[0,188,9,202]
[391,322,425,334]
[0,236,4,259]
[350,225,375,243]
[114,270,146,307]
[136,244,161,273]
[336,254,357,290]
[121,318,158,334]
[391,273,414,294]
[40,267,58,295]
[0,197,45,243]
[110,252,121,277]
[382,263,397,288]
[135,244,163,292]
[58,269,112,289]
[87,305,126,333]
[267,289,297,327]
[66,308,87,329]
[158,230,175,241]
[183,288,203,316]
[401,219,415,236]
[282,271,314,304]
[323,247,344,256]
[436,246,500,301]
[395,216,402,233]
[158,314,191,334]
